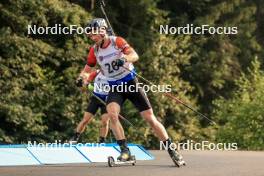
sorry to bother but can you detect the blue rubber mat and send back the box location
[0,143,154,166]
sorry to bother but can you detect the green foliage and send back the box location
[213,59,264,150]
[159,0,263,126]
[0,0,91,143]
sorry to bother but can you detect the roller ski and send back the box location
[107,149,136,167]
[168,149,186,167]
[162,138,186,167]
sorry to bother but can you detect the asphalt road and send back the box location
[1,150,264,176]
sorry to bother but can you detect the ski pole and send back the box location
[122,67,216,125]
[99,0,115,35]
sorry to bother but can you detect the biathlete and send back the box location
[71,70,111,143]
[79,18,185,166]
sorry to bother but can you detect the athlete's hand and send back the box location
[75,77,83,87]
[116,57,127,67]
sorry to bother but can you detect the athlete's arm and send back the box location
[116,37,139,63]
[80,70,98,86]
[76,47,97,87]
[123,48,139,63]
[79,64,92,78]
[87,70,98,82]
[78,47,97,78]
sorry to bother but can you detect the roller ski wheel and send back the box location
[173,159,186,167]
[107,155,136,167]
[108,156,115,167]
[130,155,136,166]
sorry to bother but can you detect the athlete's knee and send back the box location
[108,112,119,123]
[107,108,119,122]
[106,103,120,122]
[146,117,158,127]
[141,109,158,127]
[141,109,155,119]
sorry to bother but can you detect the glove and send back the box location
[75,77,83,87]
[116,57,127,67]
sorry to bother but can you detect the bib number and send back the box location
[105,60,120,74]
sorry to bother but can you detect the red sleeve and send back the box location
[116,37,132,55]
[87,47,96,67]
[88,70,98,82]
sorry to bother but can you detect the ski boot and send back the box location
[163,138,186,167]
[98,136,106,144]
[168,148,186,167]
[117,148,131,161]
[68,132,80,145]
